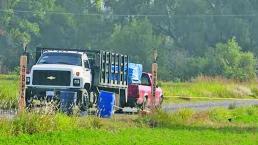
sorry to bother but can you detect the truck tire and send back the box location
[119,89,127,108]
[89,88,99,107]
[25,89,33,109]
[78,90,89,112]
[141,96,147,110]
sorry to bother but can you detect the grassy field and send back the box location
[0,106,257,145]
[0,127,256,145]
[161,76,258,102]
[0,75,18,108]
[0,75,257,144]
[0,74,258,108]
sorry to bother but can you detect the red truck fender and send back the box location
[136,93,147,104]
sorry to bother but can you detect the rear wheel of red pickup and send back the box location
[141,96,147,110]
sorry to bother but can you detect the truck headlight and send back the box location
[73,79,80,86]
[26,77,30,85]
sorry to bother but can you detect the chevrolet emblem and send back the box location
[47,76,56,80]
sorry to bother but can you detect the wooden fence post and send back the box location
[18,55,27,113]
[151,49,158,110]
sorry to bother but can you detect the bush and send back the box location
[205,38,257,81]
[11,113,56,135]
[209,108,232,122]
[232,106,258,123]
[136,109,194,128]
[172,109,194,123]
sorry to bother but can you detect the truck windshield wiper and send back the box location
[39,61,49,64]
[56,62,72,65]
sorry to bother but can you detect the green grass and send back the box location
[0,74,18,108]
[0,106,257,145]
[1,74,258,107]
[0,75,257,144]
[0,127,256,145]
[161,76,258,102]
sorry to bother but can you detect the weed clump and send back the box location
[0,106,257,136]
[136,110,170,128]
[209,108,233,122]
[136,106,258,129]
[11,113,56,135]
[161,77,258,100]
[135,109,194,128]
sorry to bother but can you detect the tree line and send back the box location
[0,0,257,81]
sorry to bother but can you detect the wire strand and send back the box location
[0,9,257,17]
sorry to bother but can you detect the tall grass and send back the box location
[137,106,258,129]
[0,113,136,136]
[0,105,257,137]
[0,74,18,108]
[161,76,258,99]
[1,74,258,107]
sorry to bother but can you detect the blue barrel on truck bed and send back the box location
[97,91,115,118]
[110,63,142,84]
[128,63,142,84]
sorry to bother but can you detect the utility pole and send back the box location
[151,49,158,110]
[18,43,27,113]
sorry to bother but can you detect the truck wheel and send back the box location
[141,96,147,110]
[119,89,127,108]
[89,91,98,107]
[78,90,89,112]
[25,89,33,109]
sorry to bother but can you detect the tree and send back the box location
[0,0,56,70]
[107,19,162,71]
[206,38,256,81]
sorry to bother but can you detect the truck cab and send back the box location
[27,51,92,89]
[26,50,93,111]
[127,72,163,108]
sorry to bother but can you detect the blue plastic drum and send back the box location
[97,91,115,118]
[59,91,77,114]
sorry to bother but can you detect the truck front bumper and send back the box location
[26,86,83,100]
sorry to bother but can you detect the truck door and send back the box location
[140,73,152,99]
[83,59,92,84]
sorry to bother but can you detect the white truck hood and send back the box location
[28,64,92,88]
[31,64,84,74]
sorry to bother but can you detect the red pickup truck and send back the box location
[127,72,163,109]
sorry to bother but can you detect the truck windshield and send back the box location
[37,52,82,66]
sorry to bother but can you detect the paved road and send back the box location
[162,100,258,112]
[1,100,258,118]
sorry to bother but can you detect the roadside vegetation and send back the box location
[0,74,18,108]
[0,74,257,144]
[161,76,258,102]
[0,106,257,145]
[1,74,258,108]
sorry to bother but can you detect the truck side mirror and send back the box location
[84,61,90,69]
